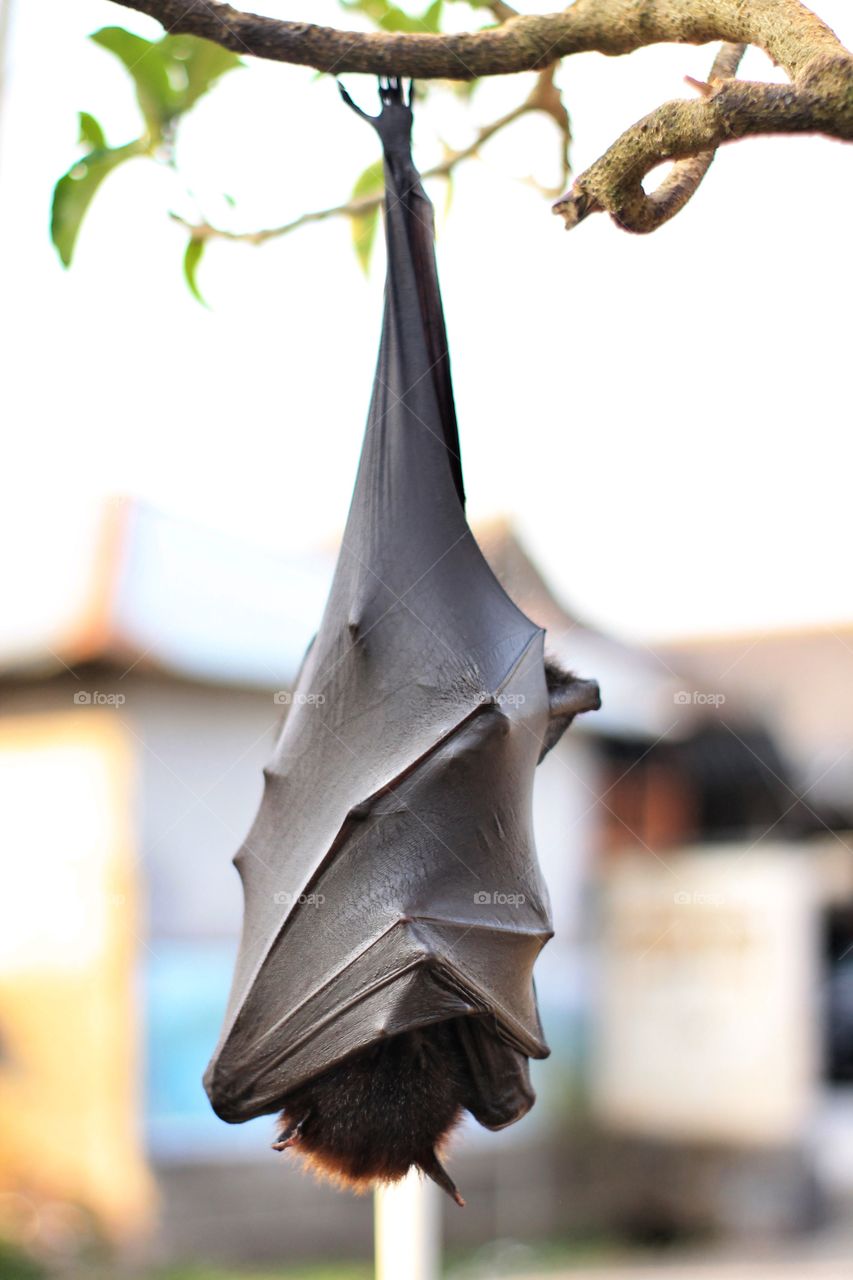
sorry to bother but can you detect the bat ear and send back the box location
[419,1150,465,1207]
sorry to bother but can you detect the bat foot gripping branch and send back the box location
[337,75,414,123]
[337,76,419,161]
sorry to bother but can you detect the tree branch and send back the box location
[554,40,747,232]
[553,41,853,232]
[109,0,850,81]
[635,41,746,229]
[106,0,853,235]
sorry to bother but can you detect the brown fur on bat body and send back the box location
[273,1019,468,1205]
[272,664,600,1207]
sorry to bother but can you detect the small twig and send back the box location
[525,61,572,193]
[481,1,519,21]
[174,67,570,245]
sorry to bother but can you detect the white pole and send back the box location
[374,1171,440,1280]
[0,0,14,173]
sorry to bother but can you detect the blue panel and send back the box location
[145,940,272,1159]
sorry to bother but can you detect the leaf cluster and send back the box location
[51,26,242,295]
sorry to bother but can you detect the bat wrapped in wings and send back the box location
[204,80,599,1206]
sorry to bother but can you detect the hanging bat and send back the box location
[204,79,599,1207]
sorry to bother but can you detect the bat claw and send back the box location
[379,76,403,104]
[419,1149,465,1207]
[337,80,375,123]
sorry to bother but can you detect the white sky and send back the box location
[1,0,851,643]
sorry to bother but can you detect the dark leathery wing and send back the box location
[204,79,599,1201]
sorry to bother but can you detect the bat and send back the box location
[204,78,600,1206]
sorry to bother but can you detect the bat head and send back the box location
[272,1021,469,1206]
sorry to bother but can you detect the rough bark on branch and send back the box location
[109,0,849,81]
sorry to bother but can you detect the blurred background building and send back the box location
[2,0,851,1267]
[1,499,851,1275]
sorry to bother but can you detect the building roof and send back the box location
[663,625,853,817]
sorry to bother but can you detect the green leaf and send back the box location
[351,158,385,200]
[340,0,444,34]
[450,77,481,100]
[351,206,380,274]
[51,142,142,267]
[90,28,243,142]
[183,236,209,306]
[446,0,497,13]
[78,111,106,151]
[442,172,454,220]
[161,34,243,114]
[91,27,177,141]
[349,158,385,274]
[54,29,241,273]
[339,0,393,29]
[418,0,444,33]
